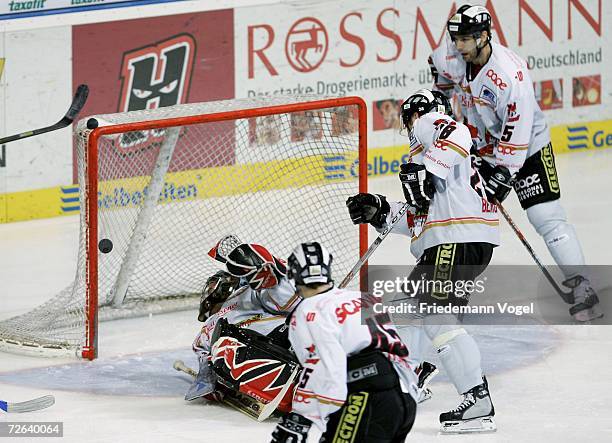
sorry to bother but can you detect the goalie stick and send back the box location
[0,395,55,413]
[173,360,273,421]
[339,202,411,289]
[0,84,89,145]
[495,200,574,304]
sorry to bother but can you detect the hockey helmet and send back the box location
[287,242,333,287]
[401,89,452,131]
[447,4,492,40]
[198,270,241,321]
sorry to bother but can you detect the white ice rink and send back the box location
[1,149,611,442]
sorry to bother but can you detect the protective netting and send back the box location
[0,96,365,358]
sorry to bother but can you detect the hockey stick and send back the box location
[495,199,573,304]
[339,202,411,289]
[173,360,197,377]
[0,395,55,413]
[0,84,89,145]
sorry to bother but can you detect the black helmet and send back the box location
[447,4,492,39]
[287,242,333,287]
[401,89,452,131]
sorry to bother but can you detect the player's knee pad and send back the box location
[527,200,585,270]
[424,322,483,394]
[526,200,567,237]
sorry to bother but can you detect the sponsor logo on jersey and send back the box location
[479,85,497,106]
[497,144,516,155]
[507,102,521,122]
[305,344,319,364]
[486,69,507,90]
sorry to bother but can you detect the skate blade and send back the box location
[440,416,497,434]
[572,305,604,322]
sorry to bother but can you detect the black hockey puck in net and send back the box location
[98,238,113,254]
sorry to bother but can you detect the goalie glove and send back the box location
[477,160,514,203]
[270,413,312,443]
[399,162,434,210]
[346,193,390,229]
[226,244,287,290]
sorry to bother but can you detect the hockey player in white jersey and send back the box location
[270,242,418,442]
[429,4,600,321]
[346,89,497,433]
[187,235,299,404]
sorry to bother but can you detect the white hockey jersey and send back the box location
[289,286,418,433]
[429,38,550,174]
[387,112,499,260]
[192,278,298,363]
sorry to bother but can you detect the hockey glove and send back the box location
[399,163,434,210]
[478,162,513,203]
[346,193,390,229]
[271,412,312,443]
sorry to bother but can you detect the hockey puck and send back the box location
[98,238,113,254]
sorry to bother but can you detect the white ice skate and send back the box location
[439,376,496,434]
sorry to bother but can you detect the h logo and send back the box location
[118,34,196,149]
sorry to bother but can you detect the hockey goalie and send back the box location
[184,235,302,419]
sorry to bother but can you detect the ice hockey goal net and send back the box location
[0,96,367,359]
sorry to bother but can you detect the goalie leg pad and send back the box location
[210,319,299,413]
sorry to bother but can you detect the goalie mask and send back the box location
[198,270,241,322]
[401,89,452,132]
[226,243,287,291]
[287,242,333,287]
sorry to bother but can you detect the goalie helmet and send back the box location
[447,4,492,40]
[401,89,452,131]
[198,270,241,322]
[287,242,333,287]
[226,243,287,290]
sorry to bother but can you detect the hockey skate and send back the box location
[416,361,438,403]
[439,376,496,434]
[564,276,603,322]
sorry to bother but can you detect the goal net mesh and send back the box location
[0,96,366,358]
